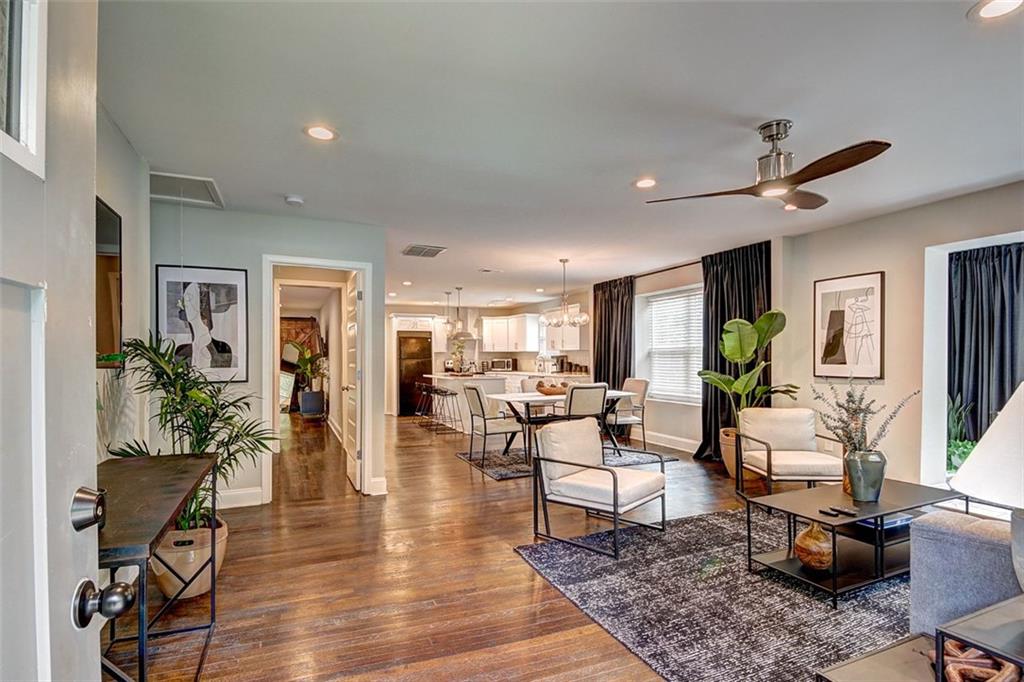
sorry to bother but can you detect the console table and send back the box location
[98,455,216,682]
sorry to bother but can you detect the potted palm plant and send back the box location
[698,309,799,478]
[286,340,327,418]
[109,334,274,599]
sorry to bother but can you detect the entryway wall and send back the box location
[149,204,387,505]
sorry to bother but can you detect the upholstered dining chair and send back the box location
[735,407,844,496]
[533,418,666,559]
[464,383,524,468]
[564,382,609,418]
[606,377,650,449]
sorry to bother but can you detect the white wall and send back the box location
[0,0,103,676]
[774,181,1024,484]
[151,203,386,499]
[96,104,150,458]
[634,262,703,451]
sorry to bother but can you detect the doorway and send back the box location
[262,255,376,499]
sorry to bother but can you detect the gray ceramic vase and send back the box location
[845,450,887,503]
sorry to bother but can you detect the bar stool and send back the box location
[432,386,464,434]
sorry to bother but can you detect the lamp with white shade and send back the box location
[949,381,1024,589]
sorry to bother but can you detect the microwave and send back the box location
[490,358,517,371]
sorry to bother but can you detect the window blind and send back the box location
[647,288,703,403]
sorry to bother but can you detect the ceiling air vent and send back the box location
[401,244,447,258]
[150,171,225,210]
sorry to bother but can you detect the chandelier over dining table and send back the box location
[540,258,590,328]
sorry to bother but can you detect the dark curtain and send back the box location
[593,276,636,391]
[948,242,1023,440]
[694,240,772,460]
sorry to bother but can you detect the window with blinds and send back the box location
[646,288,703,403]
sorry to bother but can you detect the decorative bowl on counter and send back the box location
[536,381,570,395]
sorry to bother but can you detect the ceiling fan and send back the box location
[647,119,891,211]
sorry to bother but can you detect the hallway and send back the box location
[106,416,753,680]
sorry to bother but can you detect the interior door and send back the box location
[344,273,363,490]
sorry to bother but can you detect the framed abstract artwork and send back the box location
[813,271,884,379]
[156,265,249,382]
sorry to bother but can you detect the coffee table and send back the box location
[745,479,966,608]
[936,594,1024,673]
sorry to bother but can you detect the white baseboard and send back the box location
[644,430,698,454]
[218,486,265,509]
[364,476,387,495]
[327,416,344,445]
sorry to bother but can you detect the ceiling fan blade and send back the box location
[646,185,760,204]
[786,140,891,187]
[784,190,829,210]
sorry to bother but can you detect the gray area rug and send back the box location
[516,509,910,681]
[455,447,678,481]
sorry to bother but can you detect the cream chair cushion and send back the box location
[743,450,842,478]
[738,408,817,452]
[548,467,665,508]
[537,417,603,480]
[565,383,608,417]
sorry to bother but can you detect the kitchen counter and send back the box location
[484,371,591,378]
[425,374,506,434]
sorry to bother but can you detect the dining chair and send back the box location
[564,382,608,418]
[464,383,524,468]
[606,378,650,449]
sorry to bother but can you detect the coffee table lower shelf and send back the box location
[815,634,934,682]
[751,535,910,606]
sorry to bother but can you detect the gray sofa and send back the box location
[910,510,1022,634]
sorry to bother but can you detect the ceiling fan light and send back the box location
[783,203,798,211]
[969,0,1023,19]
[760,186,789,198]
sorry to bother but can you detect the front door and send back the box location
[344,272,363,490]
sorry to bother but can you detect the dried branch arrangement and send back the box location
[810,378,919,452]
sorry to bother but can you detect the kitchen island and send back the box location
[424,374,507,434]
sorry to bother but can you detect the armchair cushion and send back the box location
[743,450,842,478]
[548,467,665,509]
[738,408,817,452]
[606,413,642,426]
[537,417,603,480]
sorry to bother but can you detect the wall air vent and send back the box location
[150,171,225,210]
[401,244,447,258]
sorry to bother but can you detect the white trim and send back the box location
[644,430,698,454]
[0,0,47,179]
[261,254,379,502]
[217,486,264,510]
[327,415,344,446]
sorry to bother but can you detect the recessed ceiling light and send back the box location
[968,0,1023,20]
[431,300,440,305]
[402,281,413,286]
[304,125,339,141]
[284,194,304,207]
[388,292,397,297]
[634,177,657,189]
[505,297,514,301]
[783,203,798,212]
[535,288,545,293]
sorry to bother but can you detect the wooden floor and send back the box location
[105,414,784,681]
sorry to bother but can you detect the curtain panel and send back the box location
[694,240,772,460]
[948,242,1023,441]
[593,276,636,392]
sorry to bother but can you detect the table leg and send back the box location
[745,498,753,572]
[210,470,217,627]
[137,558,148,682]
[874,516,883,577]
[602,402,623,455]
[935,632,945,681]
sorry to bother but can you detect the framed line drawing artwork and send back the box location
[156,264,248,382]
[813,271,884,379]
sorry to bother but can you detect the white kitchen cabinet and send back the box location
[431,317,448,353]
[481,314,539,352]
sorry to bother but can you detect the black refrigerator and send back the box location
[397,332,433,416]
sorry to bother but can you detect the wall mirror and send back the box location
[96,197,123,367]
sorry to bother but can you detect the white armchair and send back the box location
[735,407,844,496]
[533,417,666,559]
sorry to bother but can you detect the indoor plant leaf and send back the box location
[698,370,735,394]
[720,319,758,364]
[752,309,787,350]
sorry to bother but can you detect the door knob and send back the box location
[73,579,135,629]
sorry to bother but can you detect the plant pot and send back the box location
[299,389,325,416]
[720,428,758,480]
[152,516,228,600]
[845,450,887,503]
[795,522,833,571]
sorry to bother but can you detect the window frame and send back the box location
[1,0,46,179]
[639,284,703,406]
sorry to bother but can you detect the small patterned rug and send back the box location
[455,447,678,481]
[516,509,910,681]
